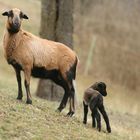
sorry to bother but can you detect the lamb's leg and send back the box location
[95,109,101,131]
[91,108,101,131]
[14,68,23,100]
[99,104,111,133]
[91,111,96,128]
[24,69,32,104]
[83,101,88,124]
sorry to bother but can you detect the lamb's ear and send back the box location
[97,82,103,89]
[2,11,9,16]
[22,14,29,19]
[98,82,106,89]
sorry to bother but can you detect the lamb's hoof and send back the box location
[57,107,62,113]
[67,111,75,117]
[107,127,111,133]
[56,108,61,113]
[83,121,87,124]
[92,124,96,128]
[26,99,32,104]
[17,96,22,100]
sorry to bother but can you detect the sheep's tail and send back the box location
[67,56,79,82]
[72,56,79,107]
[67,56,79,108]
[73,56,78,80]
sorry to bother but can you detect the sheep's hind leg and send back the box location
[67,82,75,117]
[14,68,23,100]
[57,90,69,112]
[67,96,74,117]
[53,75,70,112]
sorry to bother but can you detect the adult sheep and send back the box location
[83,82,111,133]
[2,8,78,116]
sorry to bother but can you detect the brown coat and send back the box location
[3,29,77,80]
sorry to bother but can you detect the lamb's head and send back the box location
[93,82,107,96]
[2,8,28,33]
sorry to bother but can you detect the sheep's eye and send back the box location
[8,10,13,17]
[20,12,23,18]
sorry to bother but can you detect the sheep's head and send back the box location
[2,8,28,33]
[93,82,107,96]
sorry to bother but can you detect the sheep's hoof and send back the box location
[26,99,32,104]
[67,111,75,117]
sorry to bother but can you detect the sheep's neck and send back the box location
[4,31,21,61]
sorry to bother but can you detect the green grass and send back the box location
[0,0,140,139]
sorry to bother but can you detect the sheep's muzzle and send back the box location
[8,19,21,33]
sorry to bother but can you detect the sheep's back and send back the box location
[55,42,76,76]
[27,38,58,70]
[29,38,76,75]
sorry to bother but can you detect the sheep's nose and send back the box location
[13,21,20,28]
[14,20,19,25]
[13,18,20,27]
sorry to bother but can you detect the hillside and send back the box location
[0,0,140,140]
[0,73,140,140]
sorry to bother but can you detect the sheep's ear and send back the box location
[2,11,9,16]
[22,14,29,19]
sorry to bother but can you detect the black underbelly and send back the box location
[31,66,59,79]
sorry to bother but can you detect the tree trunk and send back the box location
[36,0,73,101]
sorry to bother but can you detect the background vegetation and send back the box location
[0,0,139,139]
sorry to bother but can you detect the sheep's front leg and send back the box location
[14,68,23,100]
[24,68,32,104]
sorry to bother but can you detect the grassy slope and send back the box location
[0,0,140,140]
[0,72,140,140]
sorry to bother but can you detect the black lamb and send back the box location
[83,82,111,133]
